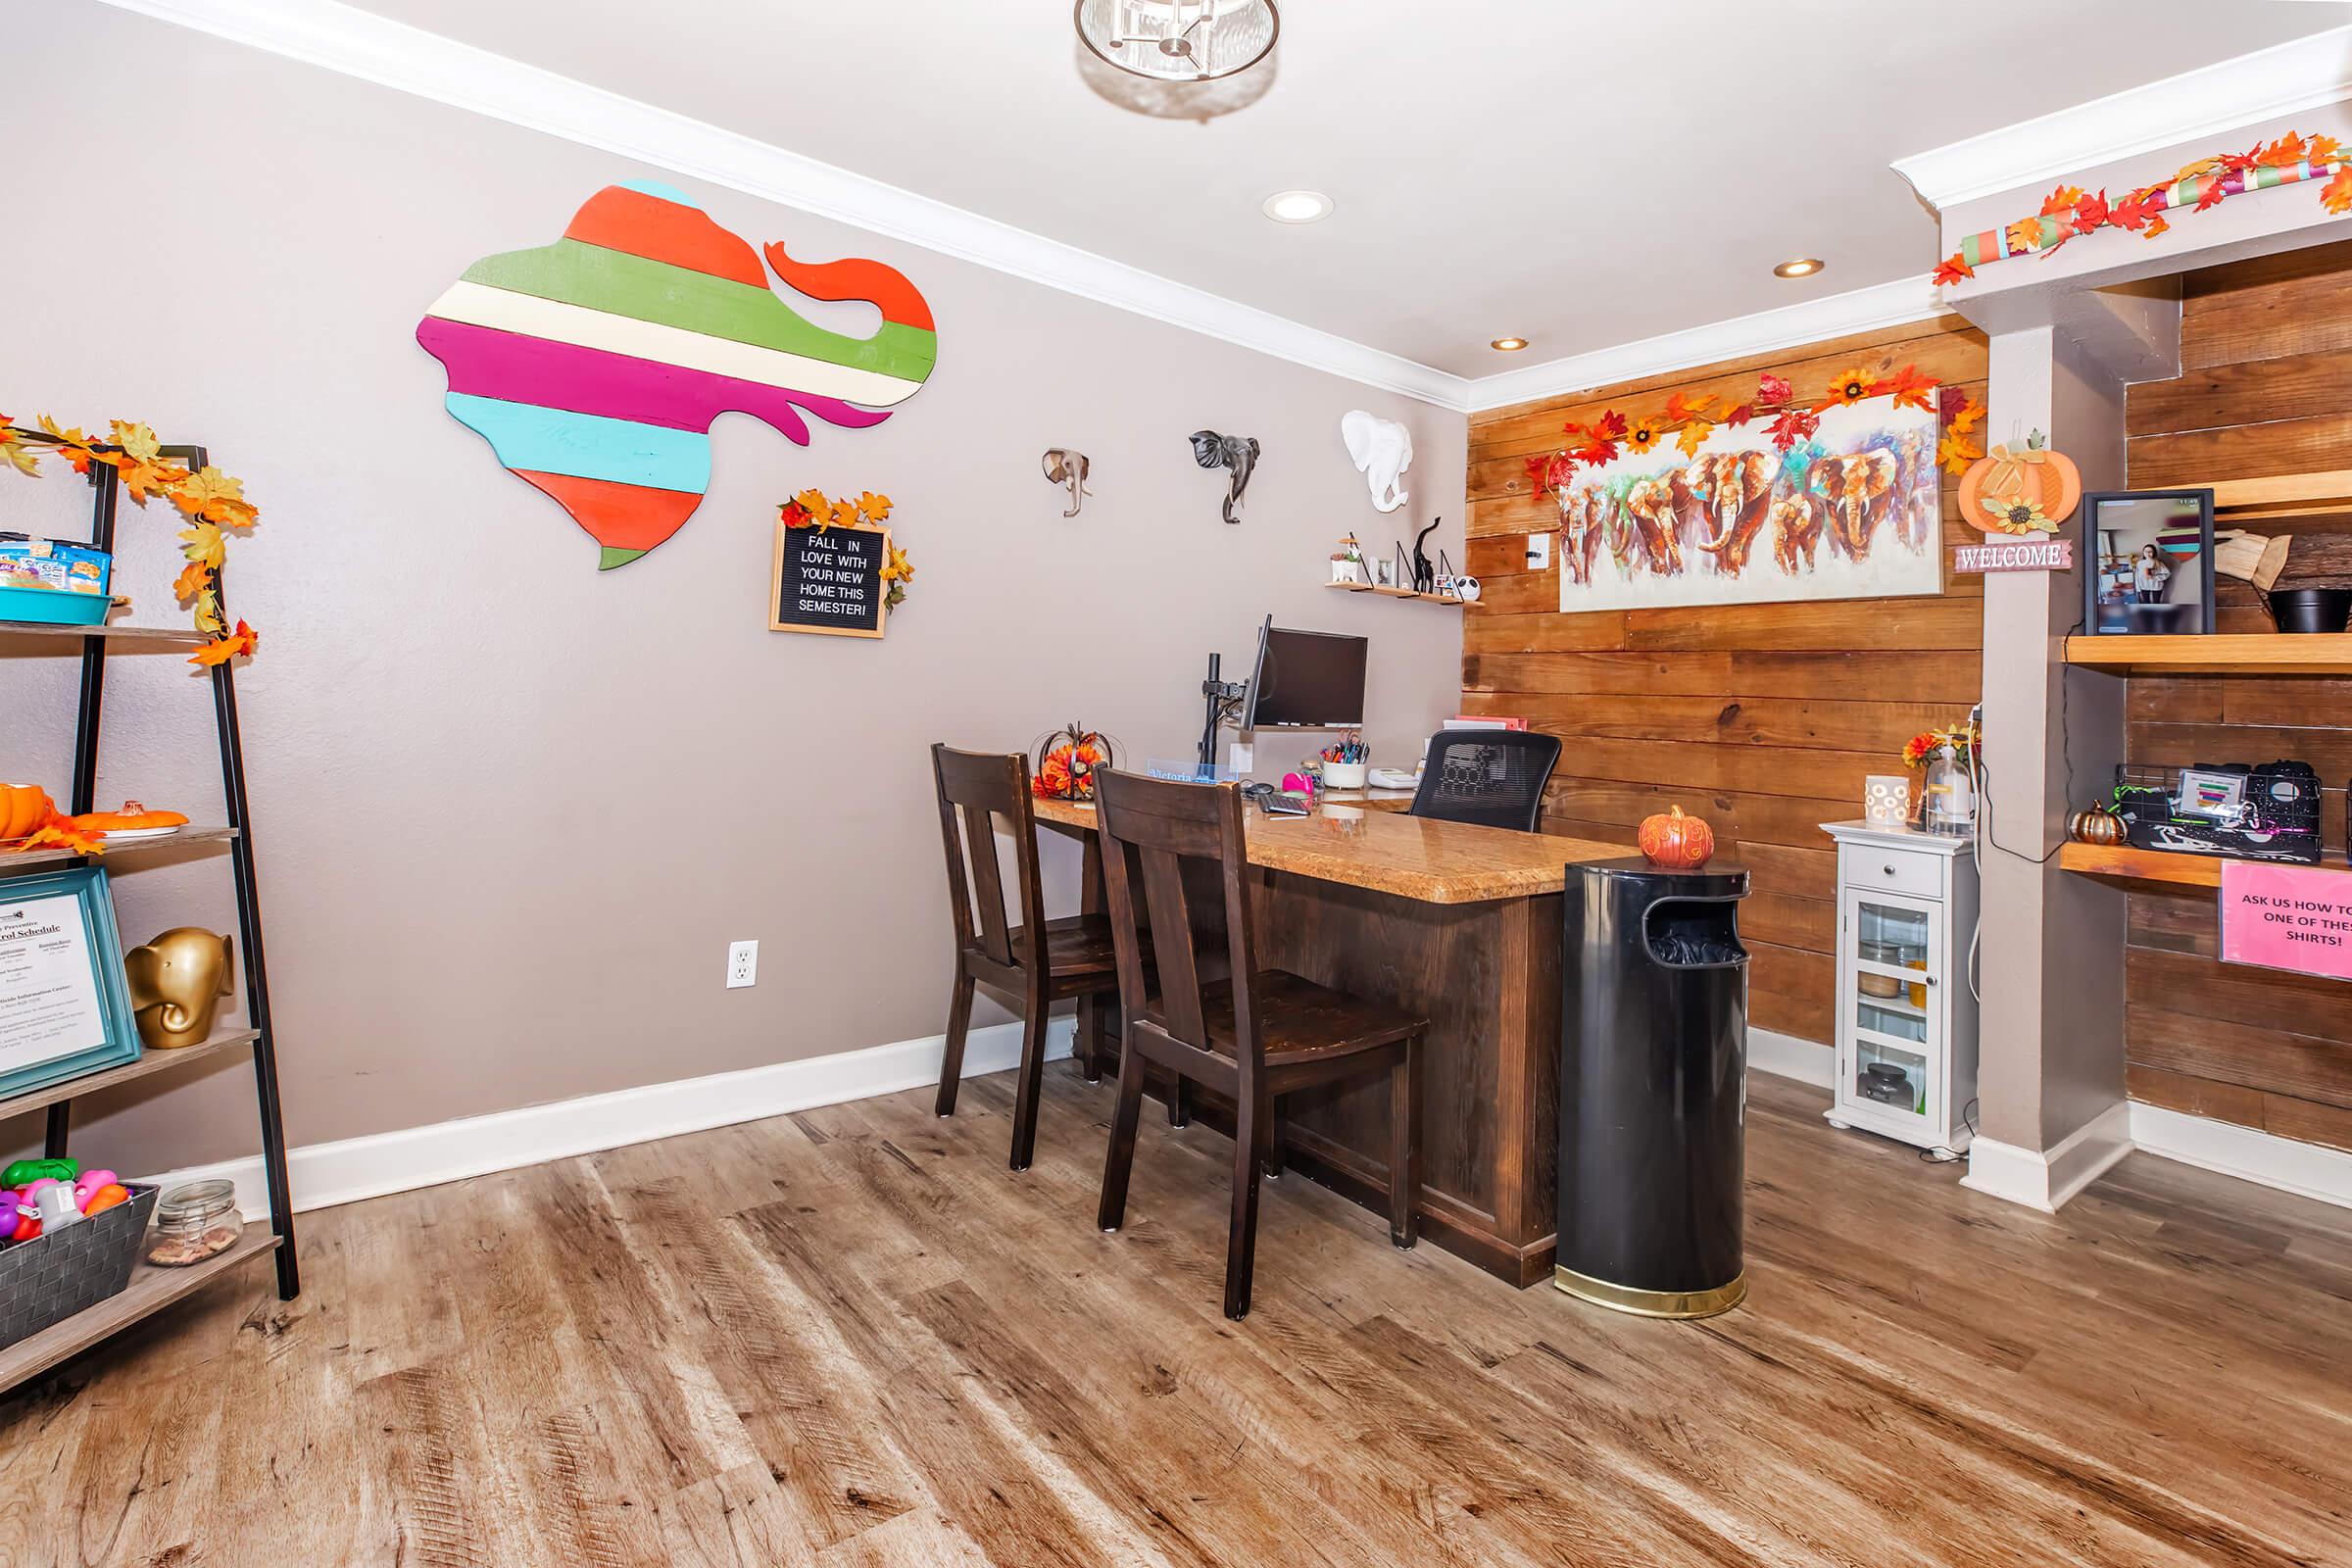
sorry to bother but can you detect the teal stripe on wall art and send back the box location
[442,393,713,492]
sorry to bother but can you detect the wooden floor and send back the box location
[8,1067,2351,1567]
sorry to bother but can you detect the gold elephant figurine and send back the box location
[123,927,235,1051]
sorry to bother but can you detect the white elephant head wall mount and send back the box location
[1340,410,1412,513]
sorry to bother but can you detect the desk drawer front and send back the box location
[1840,845,1944,902]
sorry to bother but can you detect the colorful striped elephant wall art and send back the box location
[417,180,936,570]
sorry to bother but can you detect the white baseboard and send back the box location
[138,1017,1074,1222]
[2130,1102,2352,1211]
[1748,1028,1835,1089]
[1960,1100,2133,1212]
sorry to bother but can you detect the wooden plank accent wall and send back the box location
[1462,318,1987,1044]
[2123,241,2352,1155]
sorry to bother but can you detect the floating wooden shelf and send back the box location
[2058,842,2351,888]
[2064,634,2352,677]
[0,1225,279,1389]
[1322,581,1465,607]
[0,1029,260,1124]
[2058,843,2225,888]
[0,825,239,871]
[0,619,211,647]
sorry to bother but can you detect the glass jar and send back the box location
[1857,940,1904,998]
[147,1179,240,1267]
[1923,745,1976,836]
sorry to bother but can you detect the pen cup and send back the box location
[1322,761,1368,790]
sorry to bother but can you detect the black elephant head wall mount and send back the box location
[1190,430,1260,524]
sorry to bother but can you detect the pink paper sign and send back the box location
[2219,860,2352,982]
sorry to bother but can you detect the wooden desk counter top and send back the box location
[1031,794,1626,905]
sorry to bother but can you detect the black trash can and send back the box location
[1556,858,1750,1319]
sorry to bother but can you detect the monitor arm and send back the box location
[1198,653,1249,769]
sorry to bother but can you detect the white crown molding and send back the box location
[1466,273,1944,414]
[140,1017,1075,1221]
[94,0,1474,411]
[1893,26,2352,211]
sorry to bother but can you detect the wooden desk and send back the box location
[1033,794,1628,1287]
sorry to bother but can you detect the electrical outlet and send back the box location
[726,939,759,989]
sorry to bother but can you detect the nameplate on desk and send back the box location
[770,522,889,639]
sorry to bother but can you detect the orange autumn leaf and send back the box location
[188,619,257,668]
[1947,400,1984,435]
[1660,392,1717,425]
[172,466,258,529]
[2004,216,2044,255]
[2309,133,2341,166]
[2325,167,2352,216]
[792,487,833,524]
[2039,184,2084,218]
[1881,364,1936,413]
[2258,131,2309,169]
[1937,428,1984,477]
[16,808,105,858]
[0,423,36,478]
[2143,214,2171,240]
[172,560,211,603]
[1674,421,1710,459]
[856,491,893,523]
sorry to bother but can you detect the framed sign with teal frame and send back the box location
[0,864,140,1101]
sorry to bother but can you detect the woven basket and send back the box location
[0,1184,160,1350]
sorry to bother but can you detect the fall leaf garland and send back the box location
[1522,366,1982,498]
[776,489,915,609]
[1934,130,2347,285]
[0,416,260,665]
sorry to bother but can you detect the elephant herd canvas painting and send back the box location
[1551,401,1942,612]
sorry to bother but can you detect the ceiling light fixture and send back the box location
[1074,1,1280,84]
[1491,337,1529,352]
[1773,257,1825,278]
[1262,189,1332,224]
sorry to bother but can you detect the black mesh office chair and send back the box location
[1406,729,1562,833]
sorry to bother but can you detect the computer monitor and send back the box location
[1244,617,1367,730]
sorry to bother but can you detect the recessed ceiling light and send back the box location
[1491,337,1529,352]
[1262,189,1333,223]
[1773,257,1825,278]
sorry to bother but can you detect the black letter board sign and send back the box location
[770,521,891,638]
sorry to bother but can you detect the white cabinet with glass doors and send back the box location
[1820,821,1980,1152]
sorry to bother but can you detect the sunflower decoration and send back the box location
[1820,367,1876,408]
[1983,495,2052,535]
[1625,416,1662,455]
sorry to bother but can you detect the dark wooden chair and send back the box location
[1407,728,1562,833]
[931,744,1130,1170]
[1092,767,1424,1320]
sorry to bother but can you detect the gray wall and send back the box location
[0,8,1468,1173]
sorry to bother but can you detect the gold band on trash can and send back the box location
[1553,1265,1746,1320]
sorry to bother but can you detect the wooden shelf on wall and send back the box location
[0,619,212,647]
[0,1029,260,1123]
[2064,633,2352,677]
[1323,581,1465,607]
[2059,842,2350,888]
[0,1225,280,1389]
[0,825,239,871]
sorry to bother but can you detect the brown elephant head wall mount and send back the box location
[1190,430,1260,524]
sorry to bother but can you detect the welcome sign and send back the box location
[2219,860,2352,982]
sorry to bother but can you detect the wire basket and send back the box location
[0,1184,160,1350]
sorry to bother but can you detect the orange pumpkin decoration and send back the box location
[0,784,55,841]
[71,800,189,834]
[1638,805,1715,869]
[1957,433,2082,537]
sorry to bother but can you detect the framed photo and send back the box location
[0,864,140,1100]
[1373,558,1397,588]
[2081,489,2215,635]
